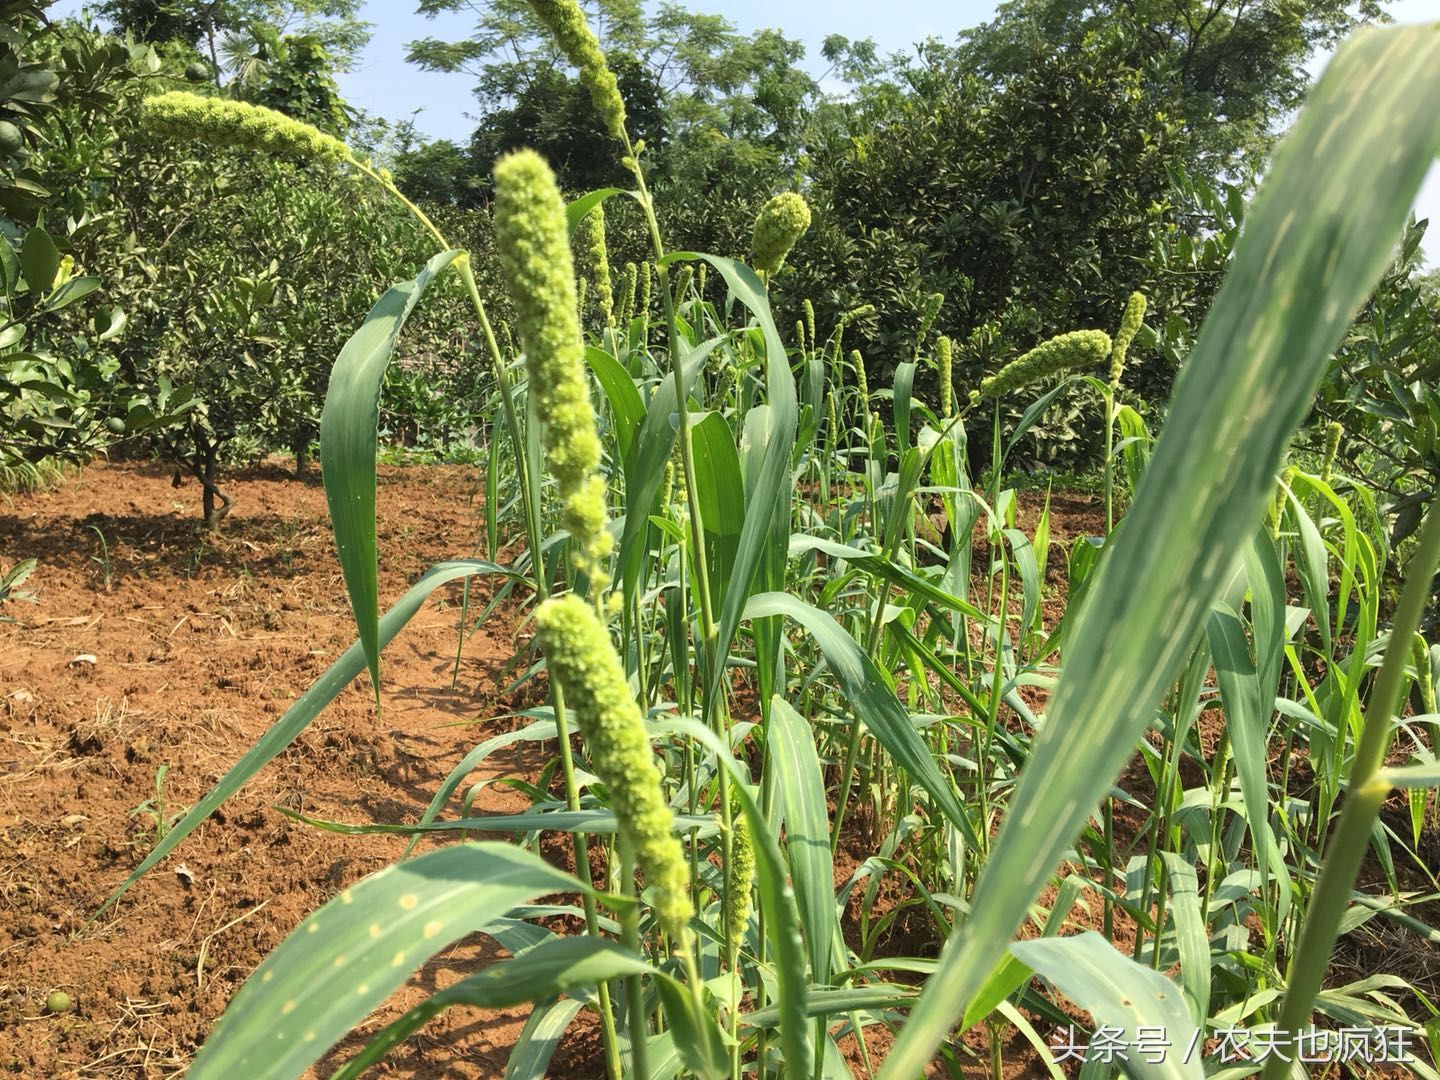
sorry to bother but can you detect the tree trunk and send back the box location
[197,434,230,531]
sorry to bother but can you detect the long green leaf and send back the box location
[616,341,714,599]
[659,716,813,1076]
[1011,932,1204,1080]
[333,937,650,1079]
[276,806,719,837]
[190,843,593,1078]
[768,696,839,986]
[880,25,1440,1075]
[320,249,462,691]
[663,255,799,713]
[506,998,586,1080]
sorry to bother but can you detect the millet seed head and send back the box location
[979,329,1112,401]
[526,0,628,141]
[533,595,693,943]
[750,192,811,275]
[493,149,610,584]
[1109,291,1147,389]
[140,91,355,165]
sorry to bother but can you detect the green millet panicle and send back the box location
[1322,420,1343,483]
[977,329,1112,401]
[574,204,613,326]
[726,807,755,950]
[918,291,944,345]
[1109,291,1147,389]
[1413,635,1436,716]
[673,265,694,306]
[750,192,811,275]
[619,261,637,325]
[826,390,838,443]
[141,91,355,164]
[936,335,954,418]
[803,299,816,352]
[526,0,628,141]
[534,595,693,942]
[638,262,651,321]
[794,319,806,351]
[696,263,707,302]
[492,149,612,586]
[851,348,869,402]
[1268,465,1297,539]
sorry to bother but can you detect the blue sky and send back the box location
[49,0,1440,264]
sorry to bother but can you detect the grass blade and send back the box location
[745,591,980,849]
[768,695,840,985]
[190,843,594,1079]
[320,249,462,691]
[1010,932,1204,1080]
[333,937,649,1079]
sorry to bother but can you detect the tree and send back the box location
[404,0,816,198]
[223,24,353,133]
[96,0,370,76]
[798,30,1177,405]
[953,0,1387,182]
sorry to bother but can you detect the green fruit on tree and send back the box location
[0,121,25,156]
[184,62,209,83]
[105,416,126,434]
[45,991,71,1015]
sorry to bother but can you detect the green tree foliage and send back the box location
[223,24,352,134]
[0,4,194,489]
[402,0,815,208]
[96,0,370,73]
[1316,219,1439,547]
[955,0,1386,181]
[466,54,666,193]
[796,29,1176,452]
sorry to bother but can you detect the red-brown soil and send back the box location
[1,460,538,1078]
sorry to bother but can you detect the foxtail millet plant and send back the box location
[1108,291,1147,390]
[1105,292,1146,531]
[575,203,614,327]
[141,91,354,165]
[1322,418,1343,482]
[936,335,954,419]
[526,0,627,141]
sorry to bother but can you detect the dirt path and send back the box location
[1,460,537,1078]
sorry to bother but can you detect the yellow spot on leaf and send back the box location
[399,894,418,911]
[423,920,443,939]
